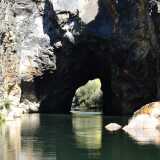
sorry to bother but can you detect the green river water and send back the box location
[0,114,160,160]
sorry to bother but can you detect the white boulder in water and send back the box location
[123,114,160,131]
[105,123,122,132]
[123,115,160,144]
[123,102,160,144]
[123,102,160,131]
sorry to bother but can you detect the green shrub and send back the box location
[72,79,103,111]
[0,112,5,123]
[0,98,12,110]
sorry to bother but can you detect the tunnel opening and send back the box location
[36,0,158,116]
[35,72,113,115]
[71,78,103,113]
[35,38,115,115]
[33,0,116,115]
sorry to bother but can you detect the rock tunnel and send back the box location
[35,39,113,114]
[30,0,160,115]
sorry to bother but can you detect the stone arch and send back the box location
[37,40,113,115]
[35,0,159,116]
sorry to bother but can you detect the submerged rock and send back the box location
[105,123,122,132]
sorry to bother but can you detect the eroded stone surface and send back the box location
[0,0,160,115]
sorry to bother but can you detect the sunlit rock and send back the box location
[124,102,160,130]
[123,102,160,131]
[52,0,99,24]
[123,102,160,144]
[105,123,122,132]
[19,99,39,113]
[78,0,99,23]
[64,30,75,44]
[133,101,160,118]
[123,114,160,131]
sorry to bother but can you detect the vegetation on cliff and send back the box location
[0,98,12,122]
[72,79,103,112]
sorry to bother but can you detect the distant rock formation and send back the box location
[0,0,160,115]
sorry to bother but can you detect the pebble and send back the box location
[105,123,122,132]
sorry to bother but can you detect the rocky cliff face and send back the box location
[0,0,160,115]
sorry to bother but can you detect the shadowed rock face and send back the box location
[0,0,160,115]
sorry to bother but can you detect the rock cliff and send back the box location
[0,0,160,115]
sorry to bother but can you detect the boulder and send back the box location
[123,101,160,131]
[19,99,39,113]
[105,123,122,132]
[133,101,160,118]
[123,114,160,131]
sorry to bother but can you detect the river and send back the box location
[0,114,160,160]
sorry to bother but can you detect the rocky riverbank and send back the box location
[0,97,39,122]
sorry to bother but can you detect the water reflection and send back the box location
[1,115,160,160]
[0,119,21,160]
[0,115,41,160]
[72,115,102,149]
[20,114,43,160]
[72,115,102,159]
[124,128,160,145]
